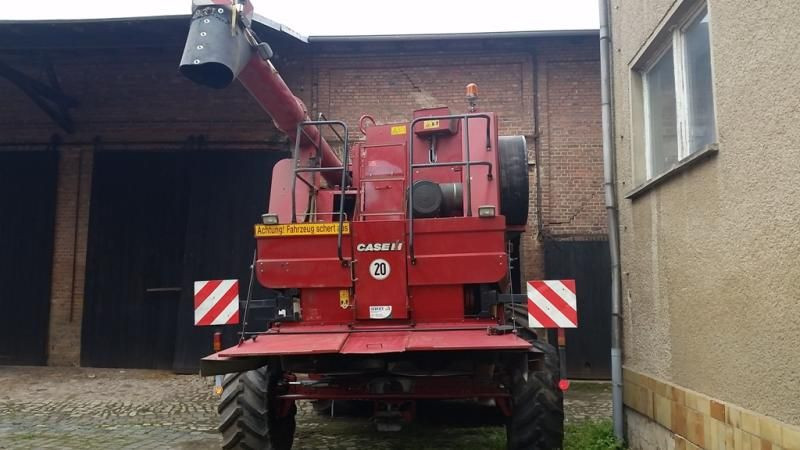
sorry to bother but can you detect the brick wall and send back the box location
[310,36,604,283]
[0,33,602,365]
[525,37,606,281]
[47,147,92,366]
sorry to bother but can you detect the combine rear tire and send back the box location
[506,342,565,450]
[218,367,296,450]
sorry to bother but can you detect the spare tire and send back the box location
[498,136,530,226]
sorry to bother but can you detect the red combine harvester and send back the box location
[180,1,566,448]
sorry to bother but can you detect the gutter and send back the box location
[599,0,624,442]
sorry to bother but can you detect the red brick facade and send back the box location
[307,37,606,280]
[0,28,603,365]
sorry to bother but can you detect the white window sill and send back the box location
[625,144,718,200]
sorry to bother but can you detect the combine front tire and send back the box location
[506,342,565,450]
[218,367,296,450]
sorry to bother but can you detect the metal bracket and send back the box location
[478,290,527,318]
[0,58,78,134]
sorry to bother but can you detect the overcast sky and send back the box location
[6,0,600,36]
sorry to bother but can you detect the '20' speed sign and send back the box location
[369,259,391,280]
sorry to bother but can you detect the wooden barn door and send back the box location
[82,149,280,370]
[545,239,612,379]
[81,152,188,369]
[171,151,280,372]
[0,151,58,365]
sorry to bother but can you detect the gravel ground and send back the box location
[0,366,611,449]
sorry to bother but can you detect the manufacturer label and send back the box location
[423,119,440,129]
[369,258,391,280]
[254,222,350,237]
[369,305,393,319]
[390,125,407,135]
[356,241,404,252]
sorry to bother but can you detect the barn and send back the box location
[0,15,607,375]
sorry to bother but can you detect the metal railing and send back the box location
[407,113,493,264]
[290,119,351,264]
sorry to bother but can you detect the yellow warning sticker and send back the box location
[423,120,440,129]
[254,222,350,237]
[339,289,350,309]
[390,125,407,135]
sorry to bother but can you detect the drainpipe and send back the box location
[599,0,624,441]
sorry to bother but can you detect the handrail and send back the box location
[290,119,350,264]
[407,113,492,264]
[305,211,349,221]
[411,161,493,179]
[318,113,346,146]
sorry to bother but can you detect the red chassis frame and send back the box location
[200,114,539,404]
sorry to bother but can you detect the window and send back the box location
[640,6,716,181]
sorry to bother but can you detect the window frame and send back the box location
[641,42,676,180]
[637,2,717,182]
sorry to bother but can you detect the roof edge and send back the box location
[308,29,599,42]
[0,14,189,24]
[252,13,307,43]
[0,16,595,44]
[0,13,309,43]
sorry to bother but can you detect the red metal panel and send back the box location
[257,258,351,288]
[412,107,458,137]
[256,233,352,288]
[362,179,405,221]
[412,216,505,234]
[411,125,462,186]
[406,330,531,351]
[463,113,499,216]
[407,217,507,286]
[352,221,408,320]
[409,253,507,286]
[360,144,406,178]
[409,285,464,322]
[217,329,530,357]
[301,288,354,323]
[359,144,407,221]
[219,333,349,357]
[339,332,409,354]
[268,158,309,224]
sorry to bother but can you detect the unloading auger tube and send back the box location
[179,0,343,185]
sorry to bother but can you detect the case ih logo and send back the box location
[356,241,404,252]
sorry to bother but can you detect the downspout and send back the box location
[599,0,624,441]
[531,49,545,240]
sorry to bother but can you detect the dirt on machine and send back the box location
[179,1,566,448]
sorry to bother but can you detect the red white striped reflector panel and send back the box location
[194,280,240,326]
[527,279,577,328]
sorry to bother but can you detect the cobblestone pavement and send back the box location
[0,366,611,449]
